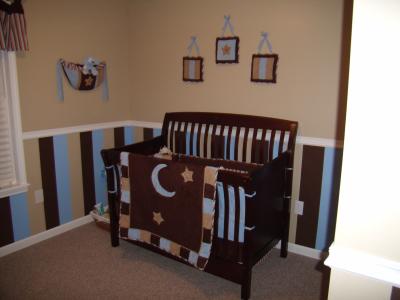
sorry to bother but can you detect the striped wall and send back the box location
[295,145,343,251]
[0,126,161,247]
[0,122,342,253]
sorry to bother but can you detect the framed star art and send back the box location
[215,37,239,64]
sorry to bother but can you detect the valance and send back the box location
[0,0,29,51]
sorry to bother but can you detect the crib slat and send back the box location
[182,122,189,155]
[220,125,226,159]
[234,186,240,243]
[259,129,267,163]
[234,127,240,161]
[269,130,276,162]
[278,130,285,155]
[174,121,181,153]
[210,123,218,158]
[251,128,258,163]
[189,123,195,155]
[223,183,230,242]
[242,127,250,162]
[226,126,233,160]
[196,123,202,157]
[169,120,175,151]
[203,123,210,158]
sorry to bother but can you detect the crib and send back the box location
[101,112,298,299]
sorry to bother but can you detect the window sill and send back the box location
[0,183,29,198]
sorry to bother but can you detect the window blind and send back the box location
[0,52,17,189]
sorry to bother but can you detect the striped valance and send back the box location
[0,0,29,52]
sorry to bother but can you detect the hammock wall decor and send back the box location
[56,57,109,101]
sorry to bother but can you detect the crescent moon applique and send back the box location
[151,164,176,198]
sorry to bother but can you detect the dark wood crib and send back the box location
[101,112,298,299]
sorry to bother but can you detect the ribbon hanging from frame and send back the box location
[0,0,29,51]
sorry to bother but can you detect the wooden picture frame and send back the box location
[251,54,278,83]
[183,57,204,82]
[215,37,239,64]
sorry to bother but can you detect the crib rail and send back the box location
[162,112,297,164]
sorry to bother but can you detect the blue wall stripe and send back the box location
[153,128,162,137]
[92,130,107,205]
[53,135,73,224]
[9,193,30,241]
[316,147,336,250]
[124,126,135,145]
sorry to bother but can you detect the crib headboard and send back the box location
[161,112,298,165]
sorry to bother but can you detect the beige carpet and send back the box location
[0,223,330,299]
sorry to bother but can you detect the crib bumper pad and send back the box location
[118,152,218,270]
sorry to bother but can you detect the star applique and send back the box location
[181,167,194,183]
[222,44,231,55]
[153,212,164,225]
[84,76,94,87]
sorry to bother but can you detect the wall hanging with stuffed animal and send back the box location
[56,57,109,101]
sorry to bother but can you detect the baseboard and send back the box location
[325,243,400,287]
[0,215,93,258]
[275,241,327,260]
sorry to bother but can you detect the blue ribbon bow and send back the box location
[258,32,273,53]
[222,15,235,36]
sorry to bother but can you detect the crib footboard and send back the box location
[247,151,291,263]
[101,136,164,247]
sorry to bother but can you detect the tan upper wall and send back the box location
[128,0,346,140]
[16,0,346,139]
[17,0,132,132]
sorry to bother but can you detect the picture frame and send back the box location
[182,56,204,82]
[250,54,278,83]
[215,36,239,64]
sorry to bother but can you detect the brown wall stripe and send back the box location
[114,127,125,148]
[143,128,154,141]
[80,132,96,215]
[295,145,325,248]
[0,197,14,247]
[38,137,60,229]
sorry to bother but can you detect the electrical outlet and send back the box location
[34,189,44,204]
[295,200,304,215]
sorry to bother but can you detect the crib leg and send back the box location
[108,196,120,247]
[241,268,252,300]
[280,238,288,258]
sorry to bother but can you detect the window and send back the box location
[0,51,27,198]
